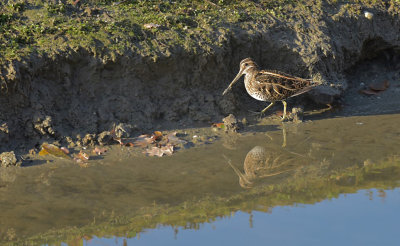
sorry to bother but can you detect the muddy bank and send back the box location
[1,2,400,155]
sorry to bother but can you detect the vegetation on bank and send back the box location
[0,0,397,63]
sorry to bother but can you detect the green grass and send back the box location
[0,0,398,64]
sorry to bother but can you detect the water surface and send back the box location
[1,114,400,245]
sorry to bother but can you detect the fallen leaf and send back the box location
[360,89,379,95]
[152,131,163,141]
[61,147,70,154]
[144,144,174,157]
[39,143,71,159]
[166,132,187,145]
[212,123,225,129]
[38,148,49,156]
[92,147,107,155]
[143,23,160,29]
[134,134,154,148]
[369,80,390,91]
[74,151,90,162]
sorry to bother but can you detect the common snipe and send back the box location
[222,58,321,120]
[226,146,297,188]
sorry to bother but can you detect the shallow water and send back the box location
[1,114,400,245]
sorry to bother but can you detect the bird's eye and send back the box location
[243,63,248,67]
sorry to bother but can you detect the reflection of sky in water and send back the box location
[82,188,400,246]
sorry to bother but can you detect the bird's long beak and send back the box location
[222,68,244,96]
[224,155,252,188]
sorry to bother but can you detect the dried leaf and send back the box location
[152,131,163,141]
[369,80,390,91]
[212,123,225,129]
[166,132,187,145]
[61,147,70,154]
[134,134,154,148]
[144,144,174,157]
[74,151,90,162]
[40,143,71,159]
[38,148,49,156]
[92,147,107,155]
[124,142,134,147]
[360,89,379,95]
[143,23,160,29]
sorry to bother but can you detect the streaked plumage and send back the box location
[227,146,295,189]
[222,58,321,120]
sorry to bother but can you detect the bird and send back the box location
[222,58,321,120]
[225,146,297,189]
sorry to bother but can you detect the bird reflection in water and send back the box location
[225,146,303,189]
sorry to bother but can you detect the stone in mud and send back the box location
[97,131,113,146]
[0,151,19,167]
[33,115,56,137]
[290,106,304,123]
[223,114,242,133]
[82,134,97,146]
[113,123,134,138]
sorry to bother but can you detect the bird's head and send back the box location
[222,58,258,96]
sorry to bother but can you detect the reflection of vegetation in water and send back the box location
[7,155,400,246]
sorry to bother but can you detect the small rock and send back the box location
[0,151,18,167]
[364,11,373,20]
[82,134,97,146]
[291,106,304,123]
[97,131,113,146]
[222,114,241,132]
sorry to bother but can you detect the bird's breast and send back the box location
[244,76,269,101]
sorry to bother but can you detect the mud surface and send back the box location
[1,3,400,155]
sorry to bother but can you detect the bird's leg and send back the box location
[281,100,287,121]
[260,102,275,115]
[248,102,275,117]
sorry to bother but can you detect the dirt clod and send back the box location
[223,114,241,133]
[0,151,18,167]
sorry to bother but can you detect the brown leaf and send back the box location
[74,151,90,162]
[61,147,70,154]
[124,142,134,147]
[144,144,174,157]
[40,143,71,159]
[134,134,154,148]
[369,80,390,91]
[212,123,225,129]
[92,147,107,155]
[152,131,163,141]
[360,89,379,95]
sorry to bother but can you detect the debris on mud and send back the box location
[290,106,304,123]
[73,151,90,165]
[360,80,390,95]
[38,143,71,160]
[0,151,19,167]
[92,147,107,155]
[139,131,187,157]
[222,114,242,133]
